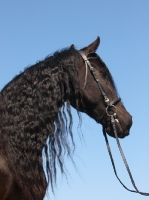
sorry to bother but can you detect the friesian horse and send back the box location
[0,37,132,200]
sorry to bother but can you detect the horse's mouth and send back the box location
[105,120,130,139]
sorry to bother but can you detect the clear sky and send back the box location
[1,1,149,200]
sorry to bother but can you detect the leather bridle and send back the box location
[78,50,121,122]
[78,50,149,196]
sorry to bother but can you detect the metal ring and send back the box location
[106,105,117,117]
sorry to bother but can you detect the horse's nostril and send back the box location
[128,115,133,129]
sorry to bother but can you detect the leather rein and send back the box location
[78,50,149,196]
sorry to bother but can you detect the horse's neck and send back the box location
[1,51,77,126]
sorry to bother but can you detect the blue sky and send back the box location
[1,1,149,200]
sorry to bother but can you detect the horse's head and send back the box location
[76,37,132,138]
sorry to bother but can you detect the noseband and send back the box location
[78,50,149,196]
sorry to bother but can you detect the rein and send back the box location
[78,50,149,196]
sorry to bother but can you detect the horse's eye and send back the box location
[101,71,108,78]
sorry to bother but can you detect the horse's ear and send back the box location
[80,36,100,55]
[70,44,75,49]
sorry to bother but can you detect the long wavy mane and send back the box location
[0,47,81,199]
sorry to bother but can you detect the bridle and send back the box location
[78,50,149,196]
[78,50,121,122]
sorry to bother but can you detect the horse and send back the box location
[0,37,132,200]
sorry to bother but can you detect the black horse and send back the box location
[0,37,132,200]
